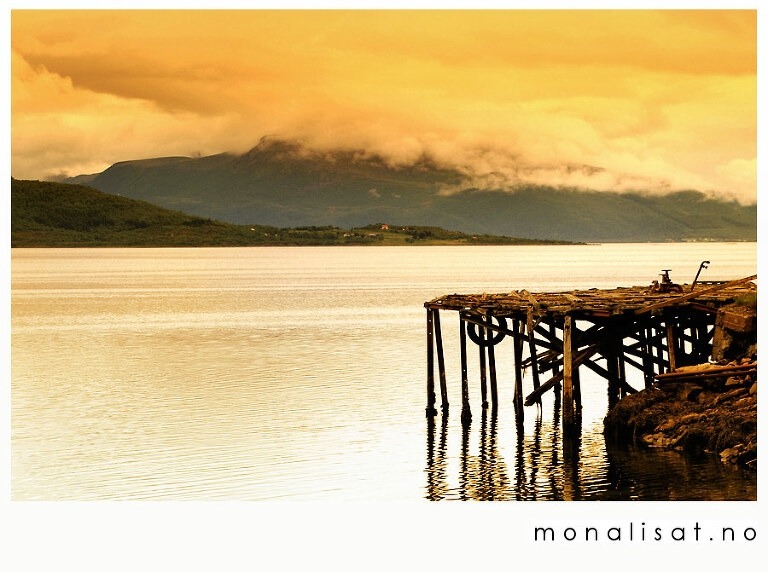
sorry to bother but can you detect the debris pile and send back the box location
[604,357,757,470]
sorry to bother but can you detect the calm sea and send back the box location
[11,243,757,500]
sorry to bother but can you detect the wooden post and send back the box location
[562,315,575,427]
[527,316,541,407]
[426,308,437,417]
[512,318,525,422]
[551,322,561,406]
[666,320,678,372]
[573,334,582,415]
[460,314,471,424]
[488,327,499,410]
[479,320,488,409]
[617,346,627,399]
[606,335,620,410]
[433,309,449,413]
[654,324,667,372]
[641,326,654,388]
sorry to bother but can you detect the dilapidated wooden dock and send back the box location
[424,274,756,431]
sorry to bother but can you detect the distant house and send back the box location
[380,224,389,230]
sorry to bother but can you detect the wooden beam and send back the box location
[462,314,557,351]
[524,343,600,406]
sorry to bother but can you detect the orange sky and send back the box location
[11,10,757,201]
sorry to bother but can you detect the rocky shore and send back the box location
[604,302,757,470]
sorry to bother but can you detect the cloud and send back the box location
[10,10,757,203]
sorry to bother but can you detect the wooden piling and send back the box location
[666,320,678,372]
[488,327,499,409]
[512,319,524,420]
[641,326,654,388]
[562,315,575,427]
[573,365,582,414]
[527,316,541,406]
[460,314,471,424]
[433,309,449,413]
[617,348,627,399]
[551,322,561,405]
[425,277,755,431]
[426,308,437,417]
[606,335,620,410]
[479,321,488,409]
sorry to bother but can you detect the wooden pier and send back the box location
[424,275,756,432]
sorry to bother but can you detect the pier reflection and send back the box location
[425,414,449,501]
[425,400,755,500]
[424,402,589,501]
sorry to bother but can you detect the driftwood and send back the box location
[654,363,756,385]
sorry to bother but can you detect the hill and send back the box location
[10,179,574,247]
[61,138,757,243]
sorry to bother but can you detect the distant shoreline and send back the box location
[12,240,758,249]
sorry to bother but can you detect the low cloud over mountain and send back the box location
[62,138,756,243]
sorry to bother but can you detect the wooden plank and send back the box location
[655,363,756,382]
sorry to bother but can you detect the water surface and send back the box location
[11,243,757,500]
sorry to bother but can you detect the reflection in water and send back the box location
[425,416,447,501]
[561,417,582,501]
[424,400,756,501]
[12,245,757,500]
[602,442,757,501]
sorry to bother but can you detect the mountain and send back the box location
[12,178,573,247]
[62,138,757,242]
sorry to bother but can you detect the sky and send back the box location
[10,9,757,202]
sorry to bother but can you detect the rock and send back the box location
[670,429,688,446]
[749,383,757,396]
[677,384,701,401]
[656,419,677,432]
[721,387,748,401]
[680,413,703,424]
[720,445,744,463]
[725,376,742,387]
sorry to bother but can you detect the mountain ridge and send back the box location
[61,138,757,242]
[12,178,576,247]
